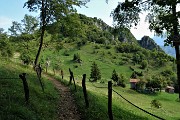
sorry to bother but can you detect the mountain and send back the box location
[137,36,163,52]
[161,46,176,57]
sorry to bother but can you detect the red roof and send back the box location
[130,79,140,83]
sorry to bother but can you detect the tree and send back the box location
[111,69,119,83]
[8,21,22,36]
[24,0,85,66]
[90,62,101,82]
[0,29,13,57]
[21,14,38,34]
[117,73,126,88]
[111,0,180,99]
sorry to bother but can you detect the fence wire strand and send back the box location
[91,82,108,89]
[112,89,165,120]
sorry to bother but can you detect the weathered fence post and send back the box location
[108,81,113,120]
[35,64,44,92]
[69,68,76,91]
[61,69,64,79]
[82,74,89,108]
[19,73,29,103]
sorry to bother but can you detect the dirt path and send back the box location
[46,75,81,120]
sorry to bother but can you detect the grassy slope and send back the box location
[44,42,180,120]
[0,58,59,120]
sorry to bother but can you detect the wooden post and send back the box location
[35,64,44,92]
[82,74,89,108]
[19,73,29,103]
[108,81,113,120]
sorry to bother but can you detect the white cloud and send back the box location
[0,16,12,31]
[130,13,154,40]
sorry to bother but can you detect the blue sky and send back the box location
[0,0,164,45]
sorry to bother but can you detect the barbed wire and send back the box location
[112,89,165,120]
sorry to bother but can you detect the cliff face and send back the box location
[138,36,163,51]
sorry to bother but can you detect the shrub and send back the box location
[94,45,100,49]
[105,45,111,49]
[20,51,34,65]
[55,43,64,51]
[73,53,81,63]
[63,49,70,56]
[151,99,162,108]
[141,60,148,69]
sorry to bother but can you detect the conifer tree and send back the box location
[111,69,118,83]
[90,62,101,82]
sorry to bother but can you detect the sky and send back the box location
[0,0,163,45]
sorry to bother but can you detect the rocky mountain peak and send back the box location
[138,36,163,51]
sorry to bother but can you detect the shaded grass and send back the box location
[0,59,59,120]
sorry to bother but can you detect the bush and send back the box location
[151,99,162,108]
[20,51,34,65]
[55,43,64,51]
[77,39,87,48]
[94,45,100,49]
[73,53,82,63]
[63,49,70,56]
[105,45,111,49]
[141,60,148,69]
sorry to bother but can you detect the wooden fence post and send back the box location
[82,74,89,108]
[35,64,44,92]
[108,81,113,120]
[19,73,29,103]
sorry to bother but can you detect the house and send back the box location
[130,79,140,89]
[165,86,174,94]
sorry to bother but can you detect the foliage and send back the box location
[116,43,141,53]
[73,53,81,63]
[117,73,126,88]
[111,69,119,83]
[111,0,180,97]
[151,99,162,109]
[0,32,13,57]
[141,60,148,69]
[90,62,101,82]
[20,50,34,65]
[136,79,146,91]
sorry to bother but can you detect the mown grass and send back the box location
[0,59,59,120]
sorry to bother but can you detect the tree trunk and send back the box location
[172,3,180,99]
[34,0,46,66]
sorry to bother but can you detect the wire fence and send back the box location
[112,89,165,120]
[89,81,165,120]
[91,82,108,89]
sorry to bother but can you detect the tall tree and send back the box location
[8,21,22,36]
[21,14,38,34]
[111,0,180,99]
[24,0,86,66]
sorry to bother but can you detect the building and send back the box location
[130,79,140,89]
[165,86,174,94]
